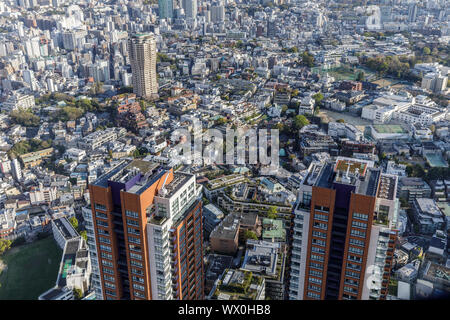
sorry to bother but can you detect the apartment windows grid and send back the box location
[130,252,142,260]
[352,212,368,221]
[96,212,108,219]
[104,282,116,289]
[127,219,140,227]
[309,269,323,277]
[99,236,111,244]
[348,246,364,255]
[351,221,368,229]
[97,220,109,228]
[104,274,115,282]
[311,246,326,254]
[100,244,111,252]
[349,238,365,247]
[102,259,113,267]
[101,252,113,259]
[314,213,328,221]
[350,229,366,238]
[103,267,115,275]
[312,238,326,247]
[125,210,139,218]
[307,291,321,299]
[95,203,107,211]
[313,221,328,230]
[312,230,327,238]
[345,270,360,279]
[309,261,323,270]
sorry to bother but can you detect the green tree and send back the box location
[80,230,87,242]
[293,115,310,130]
[69,217,79,230]
[0,239,12,255]
[267,206,278,219]
[73,288,83,300]
[10,109,40,127]
[337,119,345,123]
[423,47,431,55]
[243,230,258,241]
[300,51,315,68]
[312,92,324,105]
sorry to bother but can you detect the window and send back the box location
[346,262,361,271]
[312,238,326,247]
[353,212,368,221]
[102,260,113,267]
[311,254,324,262]
[308,277,322,284]
[100,244,111,252]
[312,230,327,238]
[314,213,328,221]
[314,205,329,212]
[132,276,144,284]
[127,219,139,227]
[128,236,141,244]
[311,246,325,254]
[309,269,322,277]
[129,244,141,252]
[97,228,109,236]
[348,246,364,255]
[307,291,320,299]
[95,203,106,211]
[348,255,362,263]
[345,270,360,279]
[308,284,321,292]
[344,278,359,286]
[313,222,327,230]
[104,274,115,282]
[352,221,367,229]
[104,282,116,289]
[99,237,110,244]
[133,283,145,291]
[103,267,114,275]
[130,252,142,260]
[349,238,365,247]
[344,286,358,294]
[105,289,116,296]
[134,291,145,299]
[96,212,108,219]
[303,192,312,207]
[96,220,108,228]
[309,262,323,270]
[350,229,366,238]
[132,268,143,276]
[101,252,112,259]
[126,210,139,218]
[130,260,143,268]
[127,227,140,236]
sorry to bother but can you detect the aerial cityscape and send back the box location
[0,0,448,304]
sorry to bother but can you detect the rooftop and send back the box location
[241,240,280,278]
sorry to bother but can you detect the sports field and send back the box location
[372,124,406,134]
[0,236,62,300]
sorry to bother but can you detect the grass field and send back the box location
[0,236,62,300]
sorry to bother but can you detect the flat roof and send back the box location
[262,218,286,241]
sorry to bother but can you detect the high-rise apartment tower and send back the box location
[88,159,204,300]
[128,34,158,100]
[287,157,398,300]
